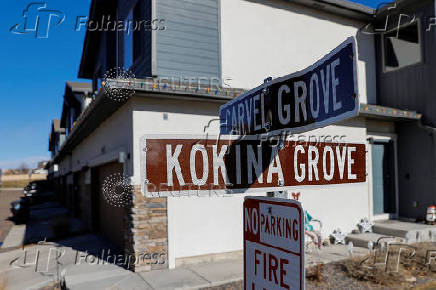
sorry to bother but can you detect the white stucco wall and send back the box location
[70,101,134,174]
[59,0,380,268]
[131,96,221,184]
[131,96,247,268]
[131,95,371,267]
[217,0,375,239]
[61,93,371,266]
[220,0,377,104]
[58,155,71,176]
[291,117,370,237]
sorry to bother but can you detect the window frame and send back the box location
[381,18,423,73]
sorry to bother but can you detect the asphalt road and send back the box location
[0,189,23,244]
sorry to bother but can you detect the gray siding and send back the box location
[154,0,221,82]
[375,0,436,126]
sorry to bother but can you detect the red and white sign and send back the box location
[244,197,304,290]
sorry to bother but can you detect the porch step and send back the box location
[373,220,436,243]
[345,232,398,248]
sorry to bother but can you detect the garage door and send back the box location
[97,162,125,249]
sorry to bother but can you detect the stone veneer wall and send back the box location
[125,185,168,272]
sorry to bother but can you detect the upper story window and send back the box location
[67,107,76,135]
[124,9,134,70]
[123,0,142,71]
[383,21,422,72]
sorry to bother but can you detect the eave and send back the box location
[359,104,422,121]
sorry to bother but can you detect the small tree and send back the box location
[17,163,29,174]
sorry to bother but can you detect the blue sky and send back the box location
[0,0,386,170]
[349,0,390,8]
[0,0,91,169]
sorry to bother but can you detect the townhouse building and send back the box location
[372,0,436,218]
[47,0,431,272]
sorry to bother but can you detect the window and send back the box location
[123,0,142,71]
[383,21,422,72]
[68,108,75,134]
[124,9,134,70]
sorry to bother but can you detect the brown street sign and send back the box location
[140,135,366,197]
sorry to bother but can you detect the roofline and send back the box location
[289,0,375,21]
[52,80,422,163]
[53,84,245,163]
[374,0,429,15]
[78,0,375,80]
[316,0,374,15]
[66,81,93,94]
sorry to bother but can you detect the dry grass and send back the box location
[412,280,436,290]
[0,174,46,188]
[1,179,31,188]
[343,242,436,287]
[1,174,46,181]
[38,282,63,290]
[306,264,325,282]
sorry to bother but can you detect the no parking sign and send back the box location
[244,196,304,290]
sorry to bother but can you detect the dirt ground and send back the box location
[306,242,436,289]
[203,242,436,290]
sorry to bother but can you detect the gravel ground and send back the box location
[203,271,436,290]
[202,244,436,290]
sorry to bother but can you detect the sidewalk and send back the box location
[1,225,24,249]
[0,236,242,290]
[0,230,370,290]
[0,200,371,289]
[139,259,243,290]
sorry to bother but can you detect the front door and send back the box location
[371,141,396,215]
